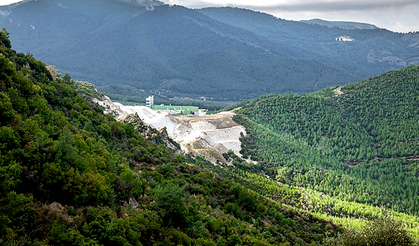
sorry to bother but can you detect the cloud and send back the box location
[0,0,20,6]
[267,2,419,33]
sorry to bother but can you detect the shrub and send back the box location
[325,215,418,246]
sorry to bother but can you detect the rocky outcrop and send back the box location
[122,113,181,152]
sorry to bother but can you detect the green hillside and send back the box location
[234,66,419,216]
[0,29,345,245]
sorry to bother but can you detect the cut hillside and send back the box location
[94,96,246,164]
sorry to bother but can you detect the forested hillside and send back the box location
[235,66,419,216]
[0,29,345,245]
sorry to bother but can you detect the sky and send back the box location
[1,0,418,33]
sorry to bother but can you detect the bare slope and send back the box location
[95,96,245,164]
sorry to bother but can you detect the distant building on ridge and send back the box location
[146,96,154,107]
[146,95,207,116]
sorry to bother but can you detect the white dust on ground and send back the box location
[333,86,344,96]
[94,96,247,164]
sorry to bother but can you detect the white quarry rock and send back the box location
[94,97,247,164]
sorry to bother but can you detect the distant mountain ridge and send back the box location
[1,1,418,101]
[301,18,378,30]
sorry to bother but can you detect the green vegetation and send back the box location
[202,156,419,239]
[151,105,199,115]
[234,66,419,217]
[325,216,417,246]
[0,29,344,245]
[2,25,419,245]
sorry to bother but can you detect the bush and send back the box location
[325,215,418,246]
[155,183,188,226]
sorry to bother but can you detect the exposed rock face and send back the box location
[93,96,127,120]
[94,97,246,164]
[173,112,246,164]
[122,113,181,152]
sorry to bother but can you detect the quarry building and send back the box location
[146,96,207,116]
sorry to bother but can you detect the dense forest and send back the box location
[234,65,419,218]
[0,28,350,245]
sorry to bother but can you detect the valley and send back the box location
[1,0,419,245]
[90,67,419,240]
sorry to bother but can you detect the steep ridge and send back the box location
[301,18,378,30]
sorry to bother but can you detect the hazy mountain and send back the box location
[1,1,418,102]
[198,8,419,74]
[301,18,378,30]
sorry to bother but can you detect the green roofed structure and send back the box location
[151,105,199,115]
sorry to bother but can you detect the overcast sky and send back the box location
[2,0,418,33]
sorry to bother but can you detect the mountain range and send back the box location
[1,0,418,101]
